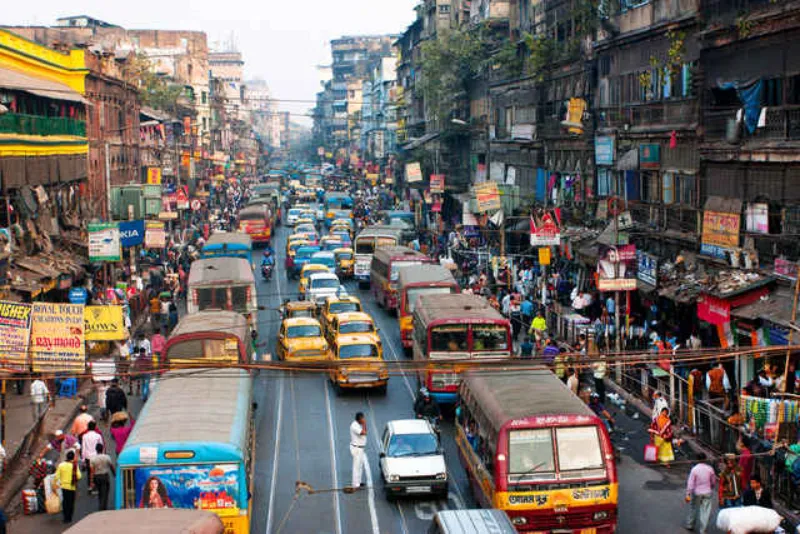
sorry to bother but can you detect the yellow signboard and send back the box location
[474,182,501,212]
[146,167,162,185]
[84,306,126,341]
[538,247,551,266]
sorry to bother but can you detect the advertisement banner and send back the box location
[84,306,126,341]
[637,250,659,287]
[146,167,162,185]
[474,182,501,212]
[430,174,445,194]
[0,302,32,372]
[119,220,145,248]
[639,144,660,169]
[176,188,189,210]
[88,223,121,262]
[145,222,167,249]
[701,210,740,260]
[775,258,799,281]
[405,162,422,183]
[133,464,239,513]
[530,213,561,247]
[538,247,551,266]
[697,294,730,325]
[30,303,85,373]
[597,244,638,291]
[595,136,615,165]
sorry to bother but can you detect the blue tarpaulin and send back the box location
[535,168,547,202]
[718,79,763,134]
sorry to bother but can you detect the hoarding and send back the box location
[88,223,121,262]
[30,303,85,373]
[597,244,637,291]
[405,162,422,183]
[0,302,32,372]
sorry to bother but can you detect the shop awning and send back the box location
[730,285,795,328]
[0,66,87,104]
[616,149,639,171]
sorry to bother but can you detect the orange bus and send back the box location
[370,246,434,312]
[411,294,511,404]
[397,264,460,352]
[238,205,271,245]
[456,370,618,532]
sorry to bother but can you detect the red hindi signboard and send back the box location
[530,213,561,247]
[430,174,445,194]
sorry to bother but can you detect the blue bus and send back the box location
[201,232,254,269]
[115,369,254,534]
[323,193,353,228]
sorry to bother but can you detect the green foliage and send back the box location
[523,33,556,81]
[128,54,189,115]
[492,41,524,79]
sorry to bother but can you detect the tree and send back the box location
[126,54,188,115]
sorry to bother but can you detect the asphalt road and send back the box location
[252,222,725,534]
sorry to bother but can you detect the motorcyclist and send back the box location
[414,388,442,421]
[261,250,275,267]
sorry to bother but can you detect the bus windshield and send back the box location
[430,325,468,354]
[406,287,453,313]
[339,344,378,359]
[472,325,509,351]
[555,427,605,479]
[508,429,556,483]
[356,240,375,254]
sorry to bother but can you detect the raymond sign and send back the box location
[701,210,740,260]
[0,301,32,372]
[145,222,166,249]
[146,167,162,185]
[405,162,422,183]
[30,303,85,373]
[474,181,501,212]
[430,174,445,194]
[84,306,126,341]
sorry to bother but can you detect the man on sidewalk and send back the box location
[30,375,49,423]
[685,452,716,534]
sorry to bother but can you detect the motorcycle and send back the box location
[261,263,273,281]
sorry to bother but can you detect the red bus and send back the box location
[411,294,511,404]
[238,205,272,244]
[457,370,618,532]
[369,246,434,312]
[397,264,460,351]
[163,311,254,365]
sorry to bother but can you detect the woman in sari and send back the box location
[649,406,674,464]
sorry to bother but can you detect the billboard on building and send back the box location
[0,302,32,372]
[405,162,422,183]
[474,181,501,212]
[30,303,85,373]
[596,244,637,291]
[88,223,121,262]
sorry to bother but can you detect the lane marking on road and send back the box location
[362,454,381,534]
[324,379,343,534]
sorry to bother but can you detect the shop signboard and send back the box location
[474,181,501,212]
[538,247,551,266]
[176,188,189,210]
[462,203,479,226]
[596,244,638,291]
[775,258,799,281]
[145,222,167,249]
[133,463,240,513]
[84,306,126,341]
[639,144,660,169]
[30,302,85,373]
[146,167,162,185]
[745,203,769,234]
[637,250,658,287]
[701,210,740,260]
[595,136,615,165]
[697,294,730,325]
[119,220,145,248]
[430,174,445,194]
[0,301,32,372]
[88,223,121,262]
[530,212,561,247]
[405,162,422,183]
[68,287,88,305]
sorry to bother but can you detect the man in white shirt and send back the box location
[349,412,367,489]
[30,375,49,423]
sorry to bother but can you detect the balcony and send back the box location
[597,99,697,130]
[703,0,777,25]
[703,105,800,143]
[0,113,86,137]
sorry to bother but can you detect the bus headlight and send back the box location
[510,516,527,526]
[435,472,447,480]
[388,474,399,482]
[593,511,609,521]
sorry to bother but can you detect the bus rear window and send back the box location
[508,429,555,483]
[430,325,467,353]
[555,426,605,479]
[356,241,374,254]
[376,237,396,247]
[472,325,508,351]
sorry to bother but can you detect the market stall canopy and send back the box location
[0,66,87,104]
[730,285,795,328]
[616,149,638,171]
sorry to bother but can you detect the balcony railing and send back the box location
[703,0,778,24]
[704,105,800,143]
[0,113,86,137]
[598,99,697,129]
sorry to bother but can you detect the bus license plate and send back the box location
[406,486,430,494]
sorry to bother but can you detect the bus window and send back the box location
[509,429,556,483]
[472,325,509,352]
[431,325,467,353]
[376,237,396,248]
[356,240,374,254]
[231,287,249,313]
[555,426,605,479]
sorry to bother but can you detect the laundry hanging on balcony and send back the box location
[717,79,763,134]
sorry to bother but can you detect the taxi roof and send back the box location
[284,300,316,310]
[301,263,330,272]
[283,317,322,327]
[335,333,379,346]
[334,247,354,253]
[334,311,373,322]
[325,295,361,304]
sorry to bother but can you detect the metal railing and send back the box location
[598,99,697,129]
[0,113,86,137]
[704,106,800,142]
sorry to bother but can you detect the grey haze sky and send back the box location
[7,1,419,125]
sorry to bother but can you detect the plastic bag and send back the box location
[21,489,38,515]
[44,493,61,515]
[716,506,782,534]
[644,443,657,463]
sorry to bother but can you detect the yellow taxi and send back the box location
[298,264,331,298]
[329,333,388,393]
[325,311,380,347]
[334,247,355,278]
[277,317,329,361]
[330,223,352,238]
[281,300,317,319]
[318,295,363,333]
[295,217,315,228]
[285,237,310,269]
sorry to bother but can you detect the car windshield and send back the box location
[311,278,339,289]
[330,302,360,314]
[387,433,438,457]
[339,321,373,334]
[337,253,353,260]
[296,224,315,233]
[287,325,322,338]
[339,343,378,359]
[288,209,302,216]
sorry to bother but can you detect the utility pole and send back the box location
[782,264,800,392]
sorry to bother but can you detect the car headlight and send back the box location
[388,474,399,482]
[593,511,609,521]
[435,472,447,480]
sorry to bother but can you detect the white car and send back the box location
[379,419,447,500]
[286,208,303,226]
[306,272,343,305]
